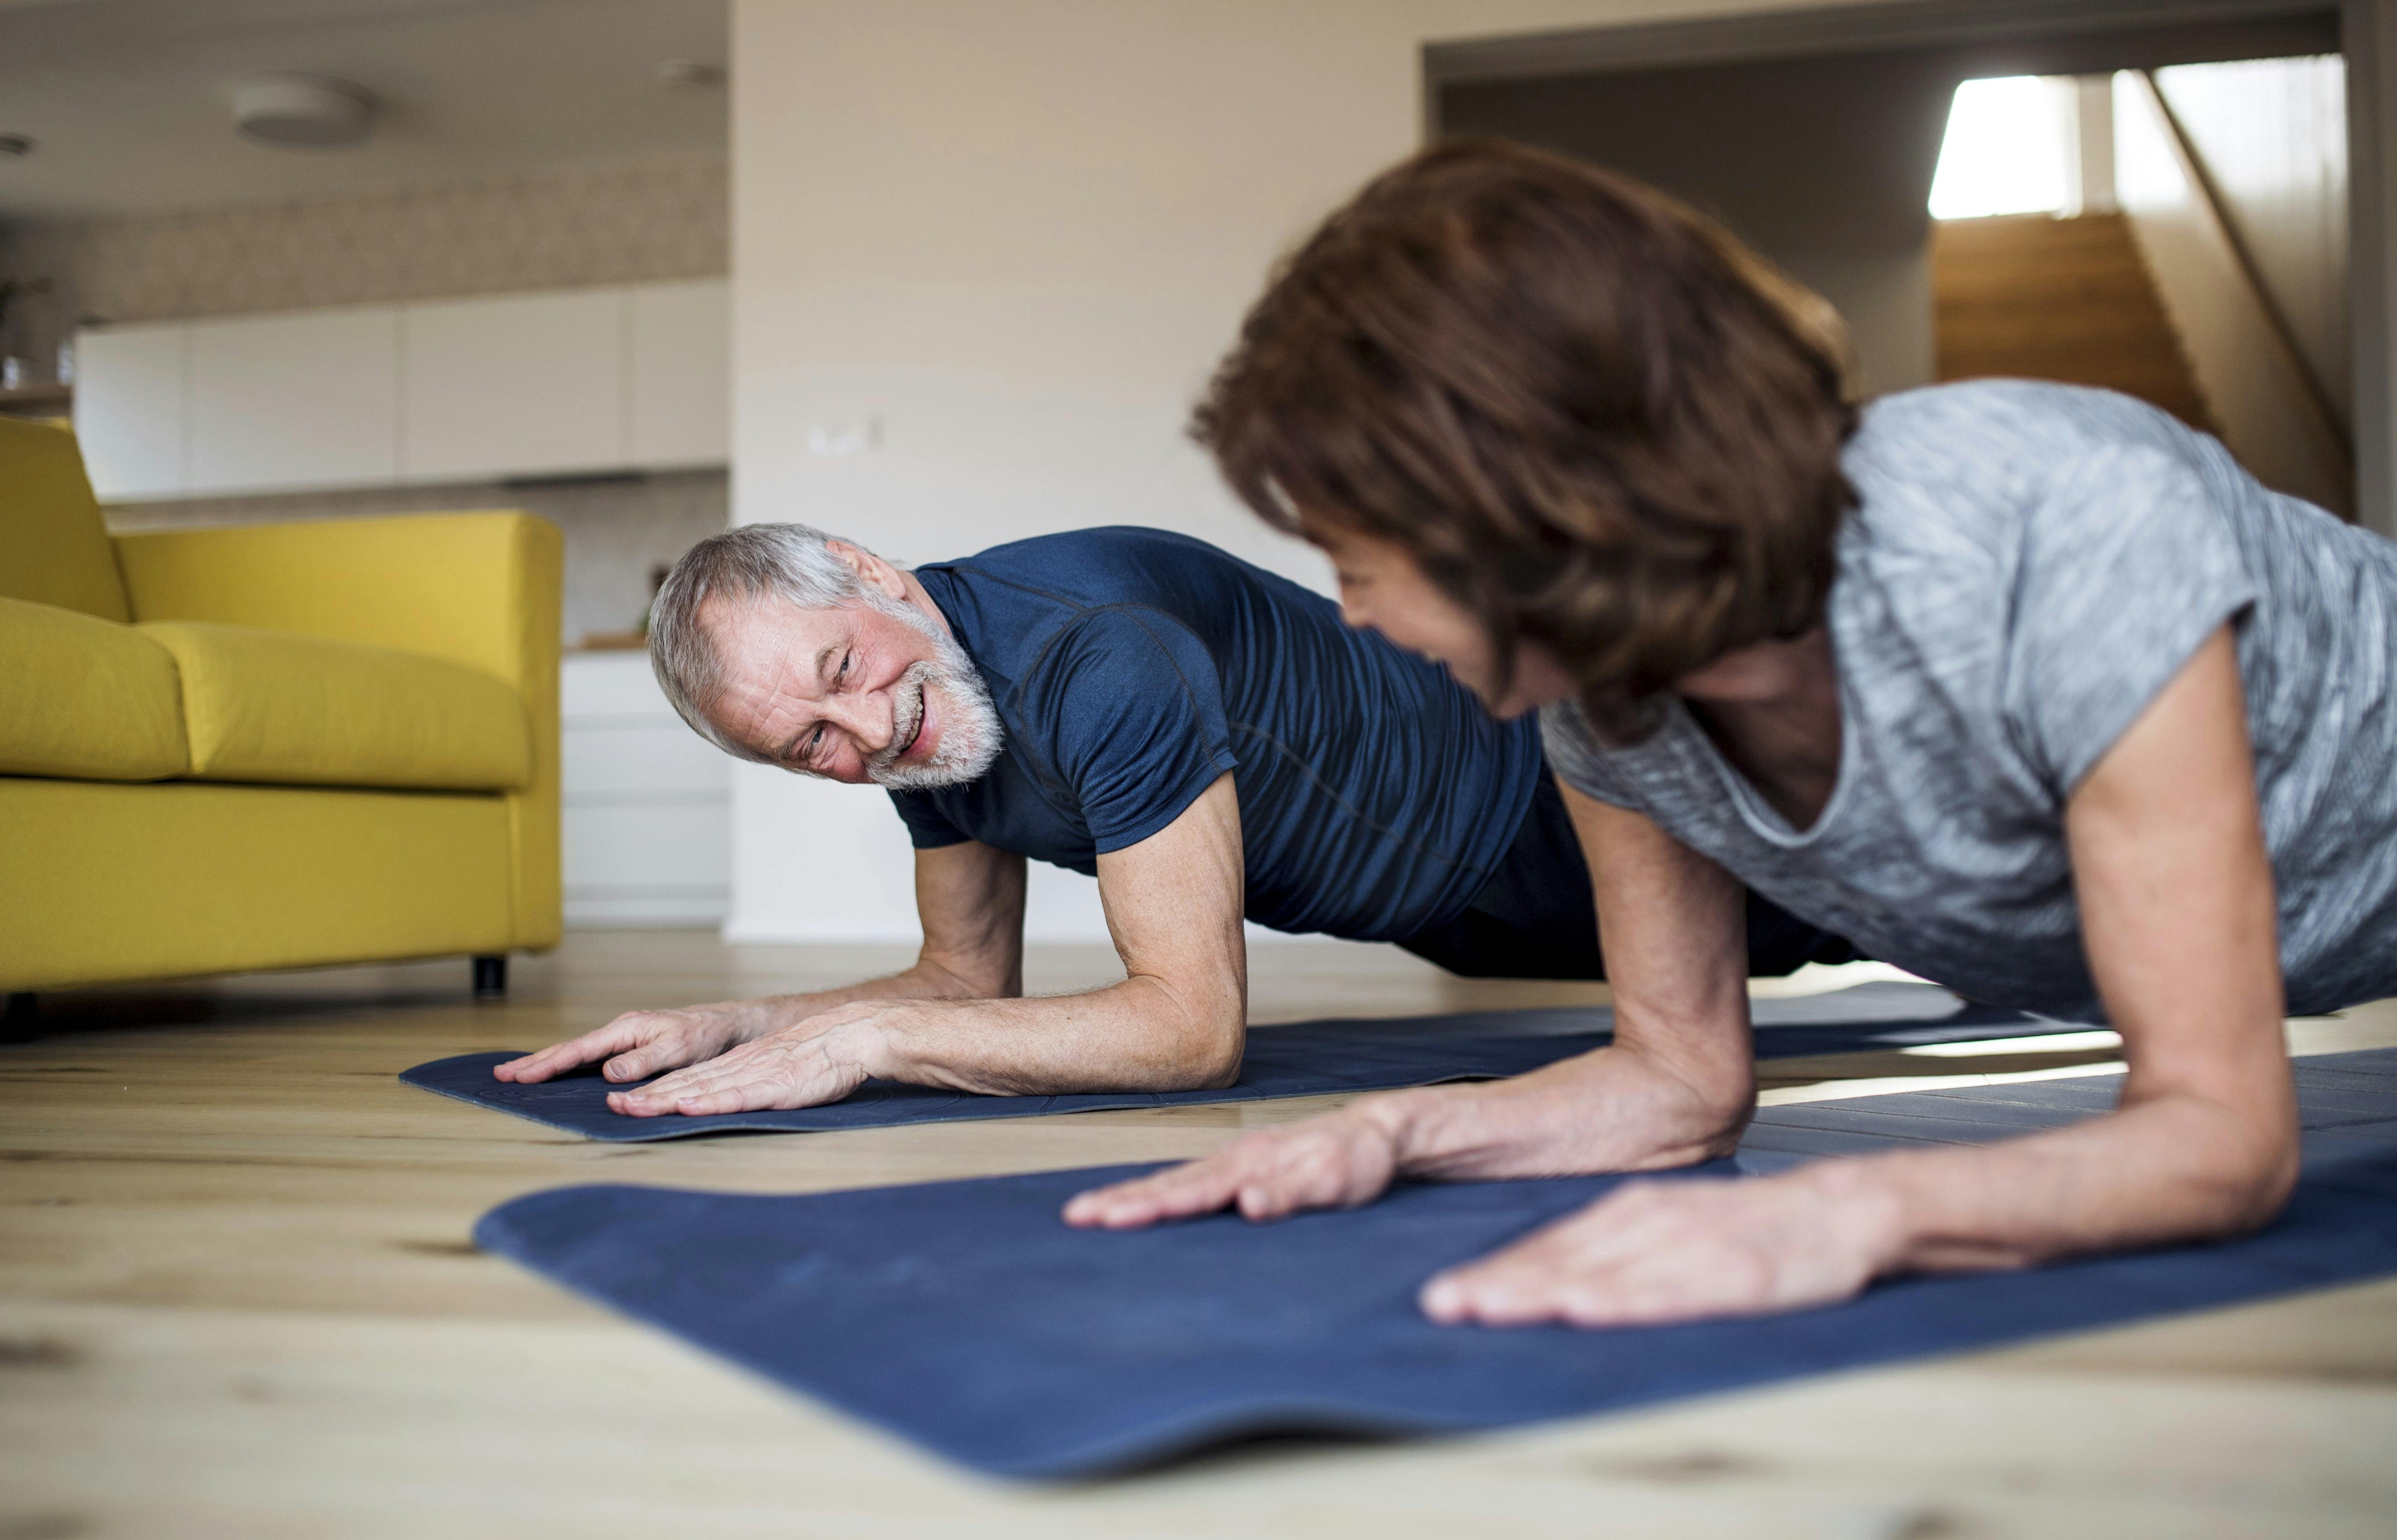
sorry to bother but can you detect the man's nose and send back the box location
[813,690,895,753]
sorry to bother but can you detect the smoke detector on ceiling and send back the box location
[234,75,377,149]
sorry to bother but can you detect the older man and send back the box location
[496,524,1851,1115]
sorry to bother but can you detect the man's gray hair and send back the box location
[648,521,891,761]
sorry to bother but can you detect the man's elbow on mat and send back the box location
[1158,993,1246,1091]
[1179,1013,1246,1091]
[1118,967,1246,1090]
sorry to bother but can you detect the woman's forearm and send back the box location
[1804,1089,2301,1276]
[1362,1038,1757,1183]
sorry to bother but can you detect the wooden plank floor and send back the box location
[4,933,2394,1538]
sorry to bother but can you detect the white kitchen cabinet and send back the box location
[71,280,727,504]
[561,650,730,927]
[400,289,628,483]
[185,307,400,495]
[72,323,187,501]
[628,279,730,468]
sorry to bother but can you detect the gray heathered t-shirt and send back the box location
[1542,379,2397,1022]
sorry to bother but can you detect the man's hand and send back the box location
[492,840,1030,1102]
[493,1000,761,1087]
[1063,1103,1405,1227]
[605,1001,892,1116]
[1419,1166,1900,1327]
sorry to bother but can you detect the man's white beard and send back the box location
[863,599,1004,790]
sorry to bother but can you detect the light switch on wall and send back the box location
[806,415,881,456]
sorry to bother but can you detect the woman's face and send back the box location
[1312,522,1577,720]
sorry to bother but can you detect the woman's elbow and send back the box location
[2224,1128,2302,1231]
[2189,1112,2302,1237]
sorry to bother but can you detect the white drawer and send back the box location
[563,725,729,798]
[562,652,672,719]
[564,801,731,890]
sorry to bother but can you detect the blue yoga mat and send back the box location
[403,982,2072,1140]
[472,1048,2397,1479]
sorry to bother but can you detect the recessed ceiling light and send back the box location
[233,75,377,149]
[657,58,725,90]
[0,134,35,157]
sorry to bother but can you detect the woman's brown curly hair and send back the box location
[1194,137,1858,742]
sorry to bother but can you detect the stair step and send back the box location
[1932,212,2213,433]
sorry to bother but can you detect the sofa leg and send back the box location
[471,955,508,1000]
[2,992,34,1042]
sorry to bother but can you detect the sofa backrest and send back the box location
[0,417,133,622]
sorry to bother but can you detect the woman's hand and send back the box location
[1063,1101,1409,1227]
[1421,1164,1902,1327]
[493,999,766,1087]
[604,1000,895,1116]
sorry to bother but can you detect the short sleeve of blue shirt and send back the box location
[885,604,1241,857]
[888,787,969,849]
[1029,607,1241,853]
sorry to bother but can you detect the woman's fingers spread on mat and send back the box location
[1064,1114,1400,1228]
[1233,1120,1400,1218]
[1063,1158,1248,1227]
[1419,1174,1890,1328]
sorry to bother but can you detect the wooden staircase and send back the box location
[1932,212,2213,433]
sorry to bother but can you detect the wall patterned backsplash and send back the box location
[1,151,731,647]
[2,151,726,344]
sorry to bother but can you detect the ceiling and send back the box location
[0,0,727,224]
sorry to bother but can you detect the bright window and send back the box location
[1928,76,2075,220]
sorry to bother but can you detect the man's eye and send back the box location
[806,725,825,758]
[839,651,852,679]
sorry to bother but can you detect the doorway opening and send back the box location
[1430,2,2356,519]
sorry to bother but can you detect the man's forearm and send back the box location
[1361,1036,1757,1183]
[727,955,1012,1042]
[729,935,1011,1031]
[854,973,1243,1095]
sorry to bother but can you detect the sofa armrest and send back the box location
[114,512,559,697]
[114,512,564,950]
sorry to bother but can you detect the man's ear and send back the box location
[825,539,908,601]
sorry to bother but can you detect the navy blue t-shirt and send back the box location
[890,528,1544,942]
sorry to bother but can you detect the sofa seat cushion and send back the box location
[0,595,189,781]
[139,621,532,792]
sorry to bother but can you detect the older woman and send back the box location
[1066,138,2397,1326]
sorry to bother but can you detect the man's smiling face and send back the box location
[701,590,986,786]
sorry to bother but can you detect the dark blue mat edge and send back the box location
[472,1141,2397,1479]
[404,1001,2096,1142]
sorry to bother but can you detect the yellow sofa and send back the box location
[0,416,561,998]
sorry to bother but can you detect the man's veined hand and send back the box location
[492,1000,759,1088]
[599,1001,891,1116]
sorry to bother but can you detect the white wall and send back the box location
[2118,69,2355,516]
[725,0,1910,943]
[2152,55,2351,429]
[1439,46,1964,398]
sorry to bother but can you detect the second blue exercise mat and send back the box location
[403,982,2067,1140]
[473,1050,2397,1478]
